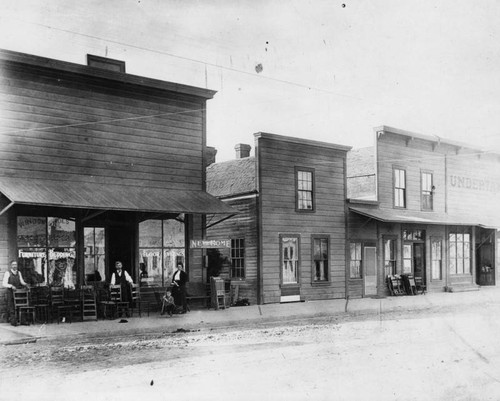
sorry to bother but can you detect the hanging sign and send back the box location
[190,239,231,248]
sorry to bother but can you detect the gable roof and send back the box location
[206,157,256,198]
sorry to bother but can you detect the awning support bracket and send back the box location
[205,213,238,229]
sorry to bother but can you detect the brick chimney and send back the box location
[235,144,251,159]
[205,146,217,167]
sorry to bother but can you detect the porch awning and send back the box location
[349,206,500,229]
[0,177,237,215]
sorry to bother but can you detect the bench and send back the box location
[138,285,165,315]
[186,282,211,310]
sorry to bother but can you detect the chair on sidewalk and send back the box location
[110,285,130,318]
[13,289,36,325]
[81,285,98,321]
[210,277,229,310]
[130,284,142,317]
[387,275,405,296]
[414,277,426,294]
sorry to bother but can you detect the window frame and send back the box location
[393,167,407,208]
[430,237,443,281]
[295,167,315,212]
[448,227,471,276]
[383,236,398,276]
[280,234,301,286]
[421,170,434,211]
[349,242,363,279]
[311,235,330,283]
[230,238,245,279]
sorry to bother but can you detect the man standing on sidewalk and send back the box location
[2,260,28,326]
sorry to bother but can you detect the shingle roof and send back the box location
[206,157,256,198]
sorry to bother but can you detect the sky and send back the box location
[1,0,500,162]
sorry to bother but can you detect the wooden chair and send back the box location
[110,285,130,317]
[414,277,426,294]
[210,277,228,310]
[387,275,405,296]
[49,286,68,323]
[129,284,142,317]
[81,285,98,321]
[13,289,36,325]
[32,286,50,323]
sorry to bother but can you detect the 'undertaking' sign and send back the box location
[190,239,231,249]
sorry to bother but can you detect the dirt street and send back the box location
[1,304,500,401]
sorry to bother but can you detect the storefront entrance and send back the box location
[108,225,135,282]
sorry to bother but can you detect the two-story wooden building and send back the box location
[347,126,500,298]
[207,133,351,305]
[0,49,234,319]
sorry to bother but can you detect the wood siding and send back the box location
[0,60,206,190]
[206,196,259,305]
[257,137,348,303]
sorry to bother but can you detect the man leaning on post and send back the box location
[2,260,28,326]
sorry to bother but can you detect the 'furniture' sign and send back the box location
[190,239,231,248]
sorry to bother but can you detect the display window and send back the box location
[17,216,76,288]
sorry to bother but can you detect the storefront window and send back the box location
[403,244,412,274]
[84,227,105,282]
[431,239,442,280]
[350,242,362,279]
[281,236,299,284]
[139,219,185,286]
[384,238,396,276]
[449,229,471,275]
[17,217,76,288]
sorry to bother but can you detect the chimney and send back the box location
[205,146,217,167]
[235,143,251,159]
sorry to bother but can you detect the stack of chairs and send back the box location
[387,275,405,296]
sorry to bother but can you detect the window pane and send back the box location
[139,220,162,247]
[163,219,185,247]
[282,237,298,284]
[48,218,76,247]
[48,248,76,288]
[139,248,162,284]
[18,248,47,286]
[17,217,47,247]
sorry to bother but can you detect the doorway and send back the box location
[108,225,135,282]
[413,243,425,280]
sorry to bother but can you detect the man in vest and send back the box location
[110,261,134,316]
[2,260,28,326]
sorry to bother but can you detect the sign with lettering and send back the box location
[190,239,231,249]
[449,175,500,193]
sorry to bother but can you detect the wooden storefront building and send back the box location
[206,133,351,305]
[0,50,234,320]
[347,126,500,298]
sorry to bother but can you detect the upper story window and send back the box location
[421,172,433,210]
[296,168,314,211]
[394,168,406,208]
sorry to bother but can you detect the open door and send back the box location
[108,225,135,282]
[364,246,377,297]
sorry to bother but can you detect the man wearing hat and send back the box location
[2,260,28,326]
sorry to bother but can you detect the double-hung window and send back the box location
[394,168,406,208]
[296,168,314,211]
[421,171,433,210]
